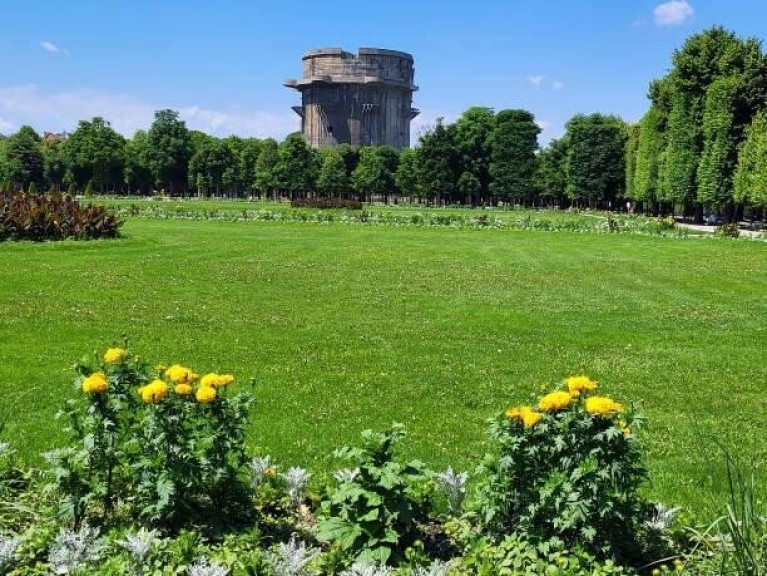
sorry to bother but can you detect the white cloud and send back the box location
[528,75,545,89]
[40,41,60,53]
[653,0,694,26]
[0,85,298,139]
[552,81,565,90]
[536,119,551,132]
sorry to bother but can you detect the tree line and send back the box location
[2,27,766,218]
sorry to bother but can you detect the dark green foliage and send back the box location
[660,94,698,204]
[633,108,665,205]
[416,119,460,202]
[188,136,234,195]
[290,197,362,209]
[697,76,742,209]
[537,138,569,207]
[317,148,351,196]
[488,109,540,204]
[734,111,767,208]
[43,139,67,191]
[124,130,154,194]
[63,117,126,192]
[395,147,419,198]
[316,425,428,565]
[0,191,122,241]
[352,146,399,199]
[254,138,281,195]
[276,134,319,196]
[566,115,627,207]
[4,126,44,187]
[147,109,192,195]
[624,124,640,201]
[454,107,496,202]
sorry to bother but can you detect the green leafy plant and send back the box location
[478,377,650,560]
[316,424,429,565]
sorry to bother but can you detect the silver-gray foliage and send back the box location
[118,528,158,570]
[188,557,229,576]
[435,467,469,516]
[333,468,360,483]
[48,524,104,575]
[645,502,681,532]
[414,560,451,576]
[340,562,393,576]
[250,455,274,488]
[0,534,22,573]
[268,537,320,576]
[284,467,311,507]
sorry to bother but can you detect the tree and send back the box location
[42,138,67,191]
[734,111,767,210]
[565,114,627,207]
[488,109,540,205]
[696,76,741,213]
[125,131,154,194]
[416,119,459,203]
[254,138,280,198]
[537,138,569,207]
[276,134,318,198]
[659,94,697,208]
[63,117,126,192]
[147,109,192,195]
[395,147,419,199]
[5,126,44,188]
[353,146,399,201]
[453,107,495,203]
[317,148,350,196]
[188,136,233,196]
[624,124,640,202]
[633,107,665,210]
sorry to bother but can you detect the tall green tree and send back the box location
[659,94,698,206]
[353,146,399,201]
[734,111,767,209]
[696,76,742,211]
[537,138,569,207]
[488,109,540,204]
[63,117,126,192]
[5,126,44,188]
[565,114,627,207]
[125,131,154,194]
[453,107,495,203]
[395,147,420,199]
[624,124,640,202]
[42,138,67,192]
[188,136,233,196]
[276,134,318,197]
[147,109,192,195]
[317,148,350,196]
[633,107,665,208]
[416,119,460,203]
[254,138,280,198]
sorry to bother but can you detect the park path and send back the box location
[677,222,765,239]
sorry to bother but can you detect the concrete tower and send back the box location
[284,48,419,150]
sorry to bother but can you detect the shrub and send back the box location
[316,424,429,565]
[45,347,255,530]
[291,197,363,209]
[478,376,650,560]
[0,191,122,241]
[714,223,740,238]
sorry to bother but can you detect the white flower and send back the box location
[340,562,393,576]
[645,502,681,532]
[415,560,451,576]
[268,537,320,576]
[283,467,311,506]
[250,455,274,488]
[188,557,228,576]
[0,442,11,458]
[42,449,63,468]
[435,467,469,516]
[48,524,104,575]
[0,534,22,572]
[333,468,360,483]
[118,528,157,564]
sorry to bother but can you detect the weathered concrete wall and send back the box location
[285,48,418,150]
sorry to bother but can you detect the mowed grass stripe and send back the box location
[0,218,765,515]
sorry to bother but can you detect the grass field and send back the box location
[1,216,765,519]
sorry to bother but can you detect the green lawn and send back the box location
[1,218,765,518]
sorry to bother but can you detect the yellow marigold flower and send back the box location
[505,406,524,420]
[585,396,623,417]
[165,364,193,384]
[141,379,168,404]
[175,383,193,396]
[522,410,543,428]
[217,374,235,387]
[82,372,108,394]
[538,391,572,413]
[264,466,277,477]
[566,375,598,396]
[103,347,127,364]
[200,373,220,388]
[196,386,217,404]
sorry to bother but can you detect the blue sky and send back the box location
[0,0,765,144]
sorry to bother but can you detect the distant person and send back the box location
[706,213,718,225]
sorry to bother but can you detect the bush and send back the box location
[0,191,122,241]
[478,376,650,560]
[315,424,430,565]
[714,223,740,238]
[291,197,363,210]
[45,347,255,530]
